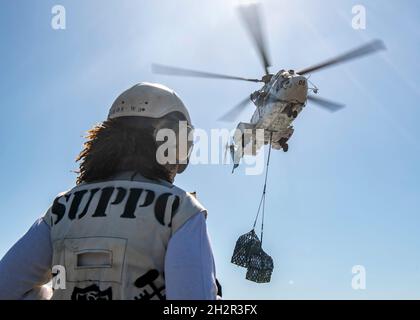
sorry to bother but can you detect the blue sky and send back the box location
[0,0,419,299]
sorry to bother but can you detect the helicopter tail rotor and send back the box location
[223,142,236,164]
[224,142,229,164]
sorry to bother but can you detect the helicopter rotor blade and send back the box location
[238,3,271,75]
[297,39,386,75]
[307,95,345,112]
[152,64,263,83]
[218,96,252,122]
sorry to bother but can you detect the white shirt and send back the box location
[0,213,218,300]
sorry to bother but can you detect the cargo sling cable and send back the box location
[231,132,274,283]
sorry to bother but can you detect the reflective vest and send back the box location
[43,174,206,300]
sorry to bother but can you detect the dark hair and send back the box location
[76,117,175,185]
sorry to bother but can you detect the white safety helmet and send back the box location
[108,82,192,125]
[108,82,194,174]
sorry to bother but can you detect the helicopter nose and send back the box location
[292,76,307,87]
[288,76,308,101]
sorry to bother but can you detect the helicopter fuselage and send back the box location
[234,70,308,154]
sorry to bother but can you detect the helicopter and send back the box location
[152,3,386,171]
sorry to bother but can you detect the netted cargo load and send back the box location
[245,245,274,283]
[231,229,261,268]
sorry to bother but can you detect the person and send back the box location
[0,83,219,300]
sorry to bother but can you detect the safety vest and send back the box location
[43,173,206,300]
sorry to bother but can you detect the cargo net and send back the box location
[231,133,274,283]
[245,246,274,283]
[231,230,274,283]
[231,230,260,268]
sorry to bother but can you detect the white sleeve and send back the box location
[164,212,218,300]
[0,218,53,300]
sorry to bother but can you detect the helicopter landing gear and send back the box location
[278,137,289,152]
[286,108,293,118]
[286,106,298,119]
